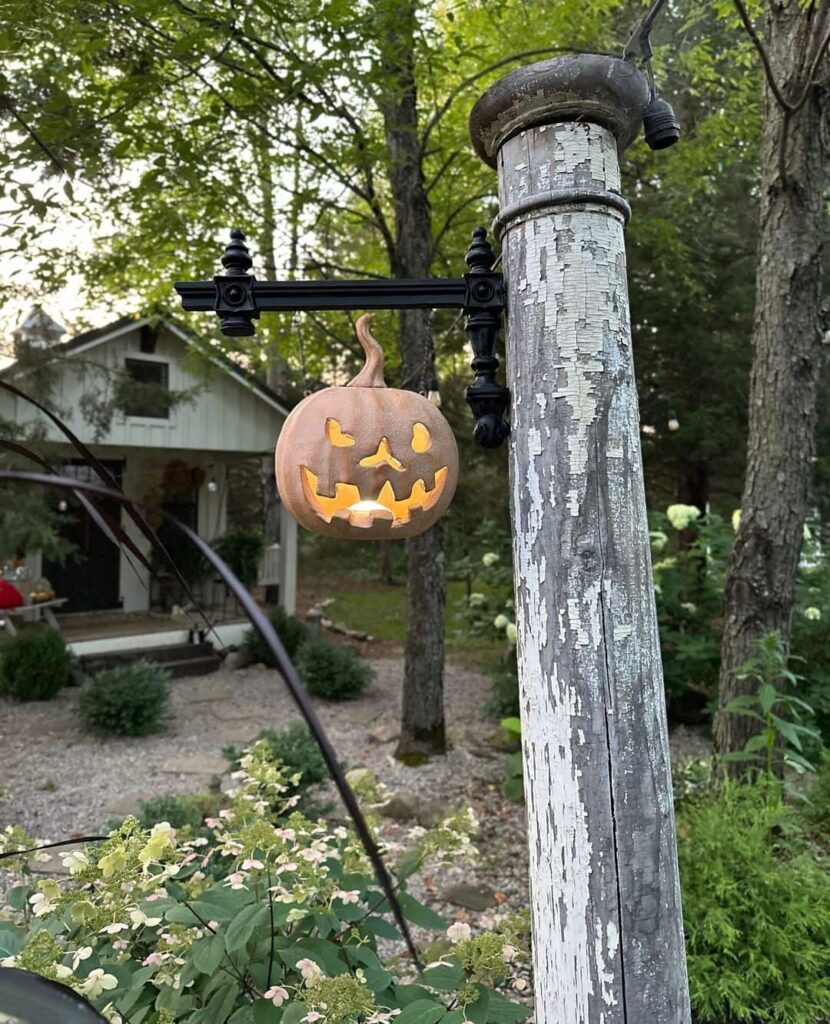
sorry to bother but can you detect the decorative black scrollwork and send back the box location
[463,228,510,448]
[176,227,510,446]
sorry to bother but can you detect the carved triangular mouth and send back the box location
[300,467,449,527]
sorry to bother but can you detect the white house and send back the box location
[0,311,297,648]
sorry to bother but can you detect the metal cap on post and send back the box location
[470,55,690,1024]
[470,54,649,167]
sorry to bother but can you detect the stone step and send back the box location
[81,642,221,679]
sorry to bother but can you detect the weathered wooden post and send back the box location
[470,56,690,1023]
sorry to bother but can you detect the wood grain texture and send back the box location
[496,122,690,1023]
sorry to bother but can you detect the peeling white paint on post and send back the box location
[470,56,690,1023]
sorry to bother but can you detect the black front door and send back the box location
[41,461,124,613]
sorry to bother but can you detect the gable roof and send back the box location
[2,314,293,419]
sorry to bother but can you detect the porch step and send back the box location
[81,641,222,680]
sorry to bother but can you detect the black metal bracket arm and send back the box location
[174,227,510,447]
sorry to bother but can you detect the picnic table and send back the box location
[0,598,68,638]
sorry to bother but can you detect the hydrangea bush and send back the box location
[0,742,529,1024]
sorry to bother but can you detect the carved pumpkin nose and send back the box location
[359,437,404,471]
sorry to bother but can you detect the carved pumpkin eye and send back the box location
[326,418,355,447]
[411,422,432,453]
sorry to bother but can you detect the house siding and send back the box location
[2,324,283,454]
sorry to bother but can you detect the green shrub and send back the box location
[224,721,329,814]
[212,529,266,589]
[295,634,373,700]
[243,604,308,665]
[486,662,520,719]
[137,791,220,833]
[678,781,830,1023]
[78,660,170,736]
[800,749,830,842]
[0,629,72,701]
[0,743,519,1024]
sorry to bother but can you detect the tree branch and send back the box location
[730,0,795,111]
[790,8,830,111]
[419,46,613,152]
[4,103,68,177]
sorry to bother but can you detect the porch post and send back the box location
[470,56,690,1023]
[279,502,298,615]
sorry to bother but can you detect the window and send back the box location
[122,359,170,418]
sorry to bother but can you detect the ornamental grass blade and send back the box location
[0,966,107,1021]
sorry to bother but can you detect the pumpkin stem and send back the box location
[349,314,387,388]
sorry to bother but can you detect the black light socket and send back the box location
[643,97,680,150]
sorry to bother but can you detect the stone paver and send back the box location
[160,754,228,776]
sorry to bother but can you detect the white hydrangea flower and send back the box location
[72,946,93,971]
[296,957,324,983]
[482,552,499,567]
[505,623,518,644]
[494,614,509,630]
[61,850,89,876]
[81,969,118,999]
[333,889,360,905]
[469,593,486,607]
[264,985,289,1007]
[129,908,161,929]
[29,892,57,918]
[447,921,472,942]
[666,504,700,531]
[804,606,821,621]
[732,509,741,532]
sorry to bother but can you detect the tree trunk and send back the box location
[715,0,829,760]
[375,1,448,760]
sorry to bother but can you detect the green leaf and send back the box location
[229,1007,256,1023]
[421,962,464,992]
[226,904,270,954]
[253,1000,281,1024]
[758,683,777,715]
[741,734,768,754]
[281,938,347,977]
[398,892,447,931]
[395,999,448,1024]
[500,717,522,735]
[465,986,490,1024]
[484,991,532,1023]
[784,751,816,774]
[190,982,238,1023]
[281,1002,308,1024]
[6,886,31,912]
[166,901,237,925]
[193,933,226,974]
[395,984,433,1007]
[770,715,803,750]
[364,917,402,940]
[0,923,24,958]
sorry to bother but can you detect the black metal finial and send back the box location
[214,228,258,337]
[465,227,495,274]
[221,228,254,275]
[463,228,510,448]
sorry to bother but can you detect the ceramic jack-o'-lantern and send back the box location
[275,314,459,539]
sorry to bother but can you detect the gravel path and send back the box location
[0,654,710,951]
